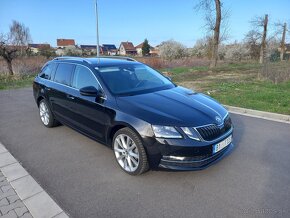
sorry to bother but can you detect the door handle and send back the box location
[67,95,75,100]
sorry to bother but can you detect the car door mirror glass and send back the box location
[80,86,100,97]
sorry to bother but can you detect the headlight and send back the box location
[152,125,182,139]
[180,127,201,141]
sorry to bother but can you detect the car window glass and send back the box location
[134,67,161,83]
[39,63,55,80]
[54,63,74,86]
[98,64,173,95]
[72,65,99,89]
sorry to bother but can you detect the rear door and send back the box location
[47,63,75,124]
[33,62,57,101]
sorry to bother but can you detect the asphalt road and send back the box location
[1,88,290,218]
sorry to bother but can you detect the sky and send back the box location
[0,0,289,47]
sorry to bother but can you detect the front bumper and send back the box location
[159,142,233,170]
[144,128,234,170]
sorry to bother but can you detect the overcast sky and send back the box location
[1,0,289,47]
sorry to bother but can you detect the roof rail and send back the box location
[98,56,137,62]
[53,56,92,64]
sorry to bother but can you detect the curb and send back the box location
[225,105,290,124]
[0,142,69,218]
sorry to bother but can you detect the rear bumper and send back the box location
[158,142,234,170]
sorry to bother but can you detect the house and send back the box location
[56,39,82,56]
[28,43,51,54]
[57,39,75,48]
[135,42,154,56]
[118,42,137,56]
[149,47,160,56]
[102,44,117,55]
[150,44,160,56]
[80,45,97,56]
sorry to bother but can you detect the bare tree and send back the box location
[210,0,222,68]
[250,15,268,63]
[0,20,31,75]
[259,15,268,63]
[278,23,287,61]
[0,35,18,75]
[195,0,227,68]
[244,30,261,60]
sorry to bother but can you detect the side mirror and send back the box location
[80,86,102,97]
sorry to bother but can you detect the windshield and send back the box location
[97,64,175,96]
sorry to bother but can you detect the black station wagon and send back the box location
[33,57,233,175]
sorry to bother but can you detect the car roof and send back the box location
[52,56,141,68]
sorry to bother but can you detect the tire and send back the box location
[39,99,58,128]
[113,127,149,175]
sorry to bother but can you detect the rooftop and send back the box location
[120,42,136,51]
[28,43,50,48]
[80,45,97,49]
[135,42,154,49]
[102,44,117,50]
[57,39,75,47]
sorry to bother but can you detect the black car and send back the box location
[33,57,233,175]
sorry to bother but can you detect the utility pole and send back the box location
[95,0,100,57]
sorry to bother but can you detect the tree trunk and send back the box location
[4,58,14,76]
[259,14,268,64]
[210,0,221,69]
[280,22,286,61]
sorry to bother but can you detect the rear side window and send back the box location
[39,63,56,80]
[54,63,74,86]
[72,65,99,89]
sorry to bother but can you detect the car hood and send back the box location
[116,86,228,127]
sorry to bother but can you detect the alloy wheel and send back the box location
[114,134,140,172]
[39,102,50,125]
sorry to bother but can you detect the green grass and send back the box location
[168,62,290,115]
[0,74,36,90]
[206,81,290,115]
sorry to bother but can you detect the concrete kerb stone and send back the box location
[0,142,69,218]
[225,105,290,124]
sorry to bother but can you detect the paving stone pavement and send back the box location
[0,142,68,218]
[0,171,32,218]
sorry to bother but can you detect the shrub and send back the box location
[224,44,250,61]
[269,50,280,62]
[159,40,188,60]
[261,61,290,83]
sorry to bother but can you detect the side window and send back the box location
[72,65,99,90]
[39,63,56,80]
[54,63,74,86]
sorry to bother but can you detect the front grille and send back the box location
[196,116,232,141]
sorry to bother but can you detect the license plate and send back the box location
[213,135,232,154]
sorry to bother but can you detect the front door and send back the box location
[66,65,109,142]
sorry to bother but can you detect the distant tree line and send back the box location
[1,1,289,76]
